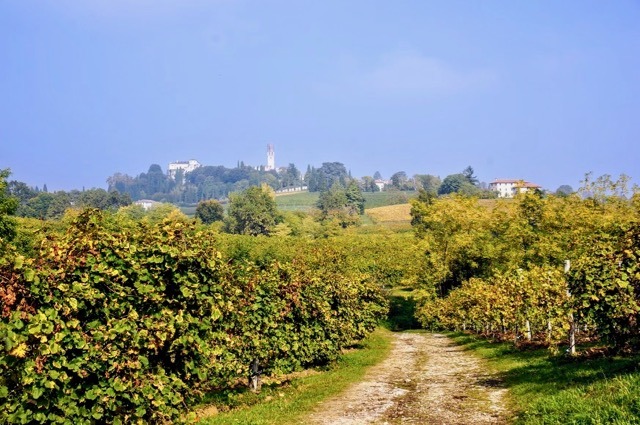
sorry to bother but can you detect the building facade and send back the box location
[167,159,201,180]
[489,179,542,198]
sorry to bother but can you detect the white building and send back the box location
[489,179,542,198]
[265,144,275,171]
[374,179,389,191]
[168,159,201,180]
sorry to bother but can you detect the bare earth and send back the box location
[308,332,509,425]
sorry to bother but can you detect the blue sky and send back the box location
[1,1,639,192]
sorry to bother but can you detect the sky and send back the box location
[1,0,639,192]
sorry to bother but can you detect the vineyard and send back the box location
[0,210,397,423]
[411,175,640,353]
[1,173,639,423]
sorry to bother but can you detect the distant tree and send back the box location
[316,182,360,228]
[317,183,348,215]
[318,162,349,190]
[77,189,131,211]
[280,163,301,188]
[144,203,189,225]
[555,185,574,197]
[195,199,224,224]
[373,171,382,180]
[225,185,281,236]
[345,180,366,215]
[438,174,479,196]
[47,192,72,218]
[0,169,18,242]
[43,184,48,193]
[414,174,441,195]
[8,181,36,204]
[361,176,379,192]
[462,166,479,186]
[390,171,409,190]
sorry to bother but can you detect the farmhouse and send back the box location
[489,179,542,198]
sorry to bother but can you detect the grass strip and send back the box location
[196,328,393,425]
[447,332,640,424]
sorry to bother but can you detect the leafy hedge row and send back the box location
[0,210,388,424]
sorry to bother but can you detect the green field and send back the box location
[275,190,417,212]
[274,191,319,211]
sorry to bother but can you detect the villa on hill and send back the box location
[489,179,542,198]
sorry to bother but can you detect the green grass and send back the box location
[363,191,417,209]
[274,191,417,212]
[195,328,393,425]
[275,191,319,211]
[447,332,640,424]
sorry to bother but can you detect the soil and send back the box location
[307,332,509,425]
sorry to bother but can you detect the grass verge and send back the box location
[195,328,393,425]
[447,332,640,424]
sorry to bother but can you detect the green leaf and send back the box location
[31,386,44,399]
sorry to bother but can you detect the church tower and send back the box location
[266,144,275,171]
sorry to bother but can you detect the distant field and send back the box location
[365,204,412,224]
[183,193,497,217]
[363,191,417,209]
[275,191,320,211]
[275,190,417,212]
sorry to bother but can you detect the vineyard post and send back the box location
[565,260,576,356]
[248,358,262,393]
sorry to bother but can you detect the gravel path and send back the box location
[308,332,509,425]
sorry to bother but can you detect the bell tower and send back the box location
[266,144,275,171]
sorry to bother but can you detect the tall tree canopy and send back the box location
[195,199,224,224]
[225,185,281,236]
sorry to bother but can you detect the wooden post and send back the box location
[565,260,576,356]
[525,319,532,341]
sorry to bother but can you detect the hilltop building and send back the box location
[168,159,201,180]
[489,179,542,198]
[265,144,275,171]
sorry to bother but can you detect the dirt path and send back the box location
[308,332,509,425]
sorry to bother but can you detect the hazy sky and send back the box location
[2,1,639,191]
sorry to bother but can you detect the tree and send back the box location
[438,174,478,196]
[195,199,224,224]
[390,171,409,190]
[316,182,361,228]
[345,180,366,215]
[0,169,18,242]
[555,185,574,197]
[8,181,36,203]
[414,174,441,195]
[462,166,479,186]
[225,185,281,236]
[307,162,349,192]
[373,171,382,180]
[361,176,379,192]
